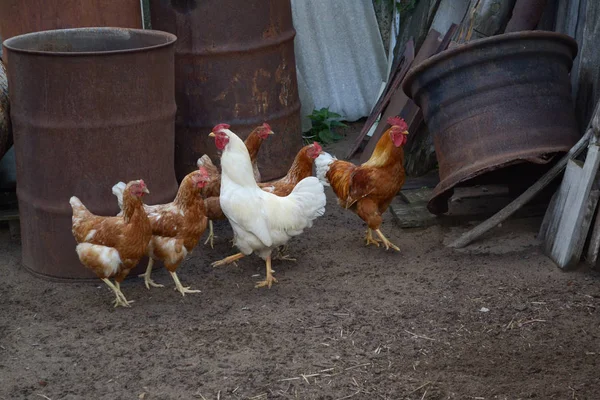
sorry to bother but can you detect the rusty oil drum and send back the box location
[4,28,179,280]
[149,0,302,181]
[403,31,579,215]
[0,0,142,43]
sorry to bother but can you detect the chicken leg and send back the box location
[255,255,278,288]
[169,271,201,296]
[365,228,382,247]
[138,259,164,289]
[211,252,245,267]
[204,220,216,248]
[102,278,134,308]
[374,229,400,251]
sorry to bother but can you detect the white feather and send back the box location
[76,243,121,277]
[218,129,326,258]
[111,181,127,211]
[315,152,336,187]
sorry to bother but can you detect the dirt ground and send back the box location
[1,124,599,400]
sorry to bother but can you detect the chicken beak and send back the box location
[268,130,274,135]
[143,187,150,195]
[402,130,409,135]
[209,132,216,137]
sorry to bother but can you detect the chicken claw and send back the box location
[365,228,382,247]
[211,252,245,267]
[255,256,278,289]
[138,259,164,289]
[102,278,134,308]
[169,271,200,296]
[374,229,400,252]
[273,245,296,262]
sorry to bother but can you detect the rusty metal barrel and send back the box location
[149,0,302,181]
[4,28,179,280]
[0,0,142,43]
[403,31,579,215]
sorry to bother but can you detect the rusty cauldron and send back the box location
[403,31,579,215]
[149,0,302,181]
[4,28,179,280]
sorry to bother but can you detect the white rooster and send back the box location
[208,124,326,288]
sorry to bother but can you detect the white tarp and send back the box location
[291,0,388,126]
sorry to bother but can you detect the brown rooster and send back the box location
[112,167,211,295]
[197,122,274,247]
[70,180,151,307]
[315,116,409,251]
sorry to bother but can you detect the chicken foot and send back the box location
[211,252,245,267]
[255,255,278,289]
[273,245,296,262]
[101,278,134,308]
[204,220,217,248]
[138,259,164,289]
[169,271,201,296]
[374,229,400,252]
[365,228,382,247]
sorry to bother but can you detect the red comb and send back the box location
[198,166,209,176]
[139,179,146,187]
[313,142,322,152]
[212,123,230,132]
[386,116,407,130]
[262,122,271,131]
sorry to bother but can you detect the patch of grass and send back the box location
[303,107,347,145]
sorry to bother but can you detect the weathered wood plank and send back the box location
[391,186,546,229]
[346,40,415,159]
[573,0,600,128]
[541,151,600,269]
[359,29,443,163]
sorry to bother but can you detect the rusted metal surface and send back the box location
[4,28,178,280]
[0,0,142,52]
[149,0,302,181]
[403,31,579,215]
[0,61,11,161]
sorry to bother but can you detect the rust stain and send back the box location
[149,0,302,181]
[252,69,271,114]
[275,61,291,107]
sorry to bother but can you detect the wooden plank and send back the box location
[448,128,593,248]
[573,0,600,129]
[584,187,600,266]
[390,186,547,229]
[540,151,600,269]
[359,29,443,164]
[346,40,415,159]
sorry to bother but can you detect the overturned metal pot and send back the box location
[403,31,579,215]
[4,28,179,280]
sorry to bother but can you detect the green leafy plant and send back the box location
[304,107,347,144]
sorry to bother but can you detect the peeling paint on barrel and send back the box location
[149,0,302,181]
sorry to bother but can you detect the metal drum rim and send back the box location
[3,27,178,56]
[402,31,579,99]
